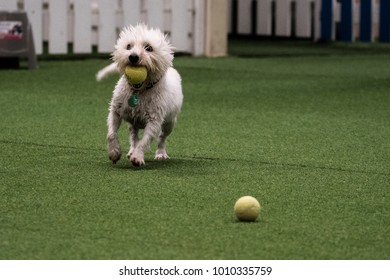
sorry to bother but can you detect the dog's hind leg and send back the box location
[127,124,139,160]
[155,119,176,161]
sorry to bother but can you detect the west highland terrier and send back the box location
[100,24,183,167]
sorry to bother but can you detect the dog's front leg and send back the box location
[107,110,122,164]
[130,120,161,167]
[127,124,139,160]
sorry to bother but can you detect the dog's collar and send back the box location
[128,79,160,107]
[128,78,160,91]
[146,79,160,90]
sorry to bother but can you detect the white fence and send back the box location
[230,0,384,42]
[0,0,206,55]
[229,0,321,39]
[2,0,387,58]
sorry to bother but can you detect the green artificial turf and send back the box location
[0,40,389,259]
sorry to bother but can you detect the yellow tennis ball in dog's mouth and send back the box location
[125,66,147,85]
[234,196,261,222]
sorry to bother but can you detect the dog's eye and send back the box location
[126,44,132,50]
[144,44,153,52]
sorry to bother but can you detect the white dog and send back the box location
[102,24,183,167]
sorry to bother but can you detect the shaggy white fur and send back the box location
[104,24,183,167]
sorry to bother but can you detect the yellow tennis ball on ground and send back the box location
[125,66,147,85]
[234,196,261,222]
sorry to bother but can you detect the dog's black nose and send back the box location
[129,54,139,64]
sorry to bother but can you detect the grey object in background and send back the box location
[0,11,37,69]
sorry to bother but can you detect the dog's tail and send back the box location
[96,62,119,81]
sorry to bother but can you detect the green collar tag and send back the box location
[128,93,139,107]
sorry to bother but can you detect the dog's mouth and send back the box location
[125,63,149,90]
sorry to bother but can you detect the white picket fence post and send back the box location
[295,0,312,38]
[73,0,91,53]
[172,0,190,52]
[237,0,252,35]
[48,0,67,54]
[276,0,291,36]
[193,0,205,56]
[257,0,272,36]
[25,0,43,55]
[314,0,322,40]
[123,0,141,27]
[0,0,17,11]
[96,0,117,53]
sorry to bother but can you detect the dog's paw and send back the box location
[126,147,136,160]
[130,154,145,167]
[108,148,121,164]
[155,152,170,161]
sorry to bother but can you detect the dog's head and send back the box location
[112,24,174,84]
